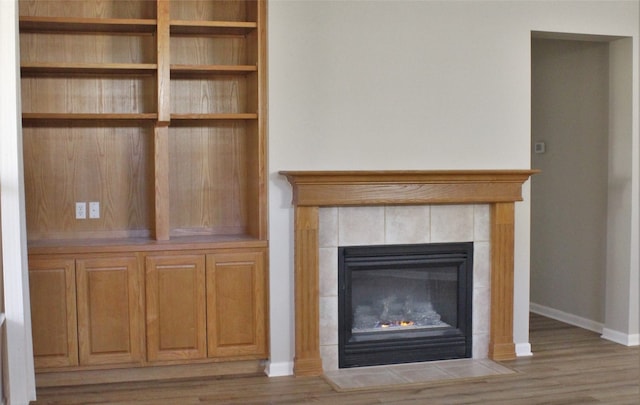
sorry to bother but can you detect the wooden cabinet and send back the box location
[30,248,267,372]
[21,0,269,379]
[145,254,207,362]
[28,259,78,368]
[207,251,267,358]
[76,257,143,365]
[29,256,143,369]
[145,250,267,362]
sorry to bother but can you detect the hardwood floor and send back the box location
[32,314,639,404]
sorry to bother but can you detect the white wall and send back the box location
[604,37,638,344]
[268,0,640,374]
[1,0,36,402]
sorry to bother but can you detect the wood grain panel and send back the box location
[281,171,538,207]
[245,22,259,67]
[76,256,143,365]
[20,32,155,64]
[22,126,153,241]
[170,77,249,115]
[21,76,156,114]
[246,0,259,25]
[170,21,256,36]
[249,0,267,240]
[169,0,251,22]
[168,123,249,237]
[293,206,323,376]
[156,0,170,123]
[21,63,157,75]
[19,17,157,34]
[244,69,259,114]
[28,236,267,256]
[206,251,267,358]
[154,125,170,240]
[146,255,207,361]
[170,36,248,66]
[35,359,265,387]
[28,258,78,368]
[19,0,156,19]
[244,120,264,239]
[489,202,516,360]
[293,183,525,206]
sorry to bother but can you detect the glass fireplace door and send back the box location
[338,242,473,368]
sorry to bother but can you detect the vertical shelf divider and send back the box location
[154,0,171,241]
[157,0,171,123]
[154,124,170,241]
[257,0,268,241]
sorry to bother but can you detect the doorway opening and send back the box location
[530,32,634,344]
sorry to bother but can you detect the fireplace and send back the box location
[280,170,537,376]
[338,242,473,368]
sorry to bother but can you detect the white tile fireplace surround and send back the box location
[318,205,491,371]
[281,170,537,377]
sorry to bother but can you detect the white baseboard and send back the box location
[601,328,640,347]
[264,361,294,377]
[530,303,639,347]
[515,343,532,357]
[530,302,603,333]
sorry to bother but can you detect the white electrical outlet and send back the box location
[75,202,87,219]
[89,201,100,219]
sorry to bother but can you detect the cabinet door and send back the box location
[76,256,143,365]
[28,258,78,368]
[206,251,267,358]
[146,255,206,361]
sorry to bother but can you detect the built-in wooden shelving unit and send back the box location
[20,0,268,385]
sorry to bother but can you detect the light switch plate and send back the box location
[89,201,100,219]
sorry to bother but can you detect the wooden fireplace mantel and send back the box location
[280,170,538,376]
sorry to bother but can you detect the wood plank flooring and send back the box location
[31,314,639,404]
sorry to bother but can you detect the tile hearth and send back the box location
[323,359,515,392]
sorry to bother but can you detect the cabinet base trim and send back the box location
[35,360,265,388]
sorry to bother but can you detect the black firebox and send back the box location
[338,242,473,368]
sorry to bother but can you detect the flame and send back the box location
[377,320,415,328]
